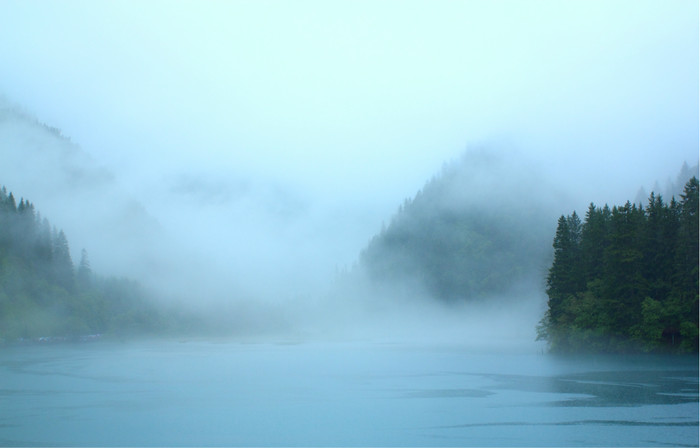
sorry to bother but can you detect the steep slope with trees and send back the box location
[0,186,165,341]
[0,100,167,287]
[355,150,561,302]
[538,177,699,353]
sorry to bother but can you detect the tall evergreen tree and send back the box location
[6,192,16,211]
[642,193,676,302]
[546,215,579,321]
[51,228,74,291]
[77,248,92,287]
[602,202,647,335]
[580,203,610,284]
[672,177,699,350]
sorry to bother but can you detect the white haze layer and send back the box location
[0,0,697,344]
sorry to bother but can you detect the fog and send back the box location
[0,1,697,344]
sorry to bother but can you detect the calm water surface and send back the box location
[0,339,697,446]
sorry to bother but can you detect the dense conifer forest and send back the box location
[538,177,699,353]
[0,186,165,341]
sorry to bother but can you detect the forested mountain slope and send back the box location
[356,150,561,302]
[0,101,164,282]
[0,187,163,341]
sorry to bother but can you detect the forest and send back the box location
[538,177,699,353]
[0,187,169,341]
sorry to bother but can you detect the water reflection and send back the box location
[0,343,697,447]
[482,369,699,407]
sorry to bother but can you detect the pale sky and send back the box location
[0,0,698,300]
[1,0,697,194]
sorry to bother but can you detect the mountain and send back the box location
[354,149,564,302]
[0,99,163,281]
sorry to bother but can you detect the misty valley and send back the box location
[0,115,697,354]
[1,0,699,444]
[0,103,698,446]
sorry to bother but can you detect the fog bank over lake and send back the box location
[0,1,697,314]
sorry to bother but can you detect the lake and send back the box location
[0,339,697,446]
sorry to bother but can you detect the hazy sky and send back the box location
[0,0,698,302]
[1,0,697,192]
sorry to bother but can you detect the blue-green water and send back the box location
[0,340,697,446]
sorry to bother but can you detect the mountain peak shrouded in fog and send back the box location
[354,149,562,302]
[0,103,164,279]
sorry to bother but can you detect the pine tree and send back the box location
[642,193,677,303]
[566,211,584,291]
[603,202,647,336]
[546,215,580,321]
[580,203,611,284]
[77,248,92,287]
[672,177,699,350]
[673,178,698,297]
[51,228,74,291]
[34,216,53,261]
[6,192,16,212]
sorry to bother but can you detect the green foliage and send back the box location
[539,175,699,354]
[0,185,165,342]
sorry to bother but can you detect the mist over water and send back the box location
[0,2,698,445]
[0,100,567,343]
[0,1,697,335]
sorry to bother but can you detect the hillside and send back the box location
[0,186,165,341]
[0,100,165,282]
[356,149,562,302]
